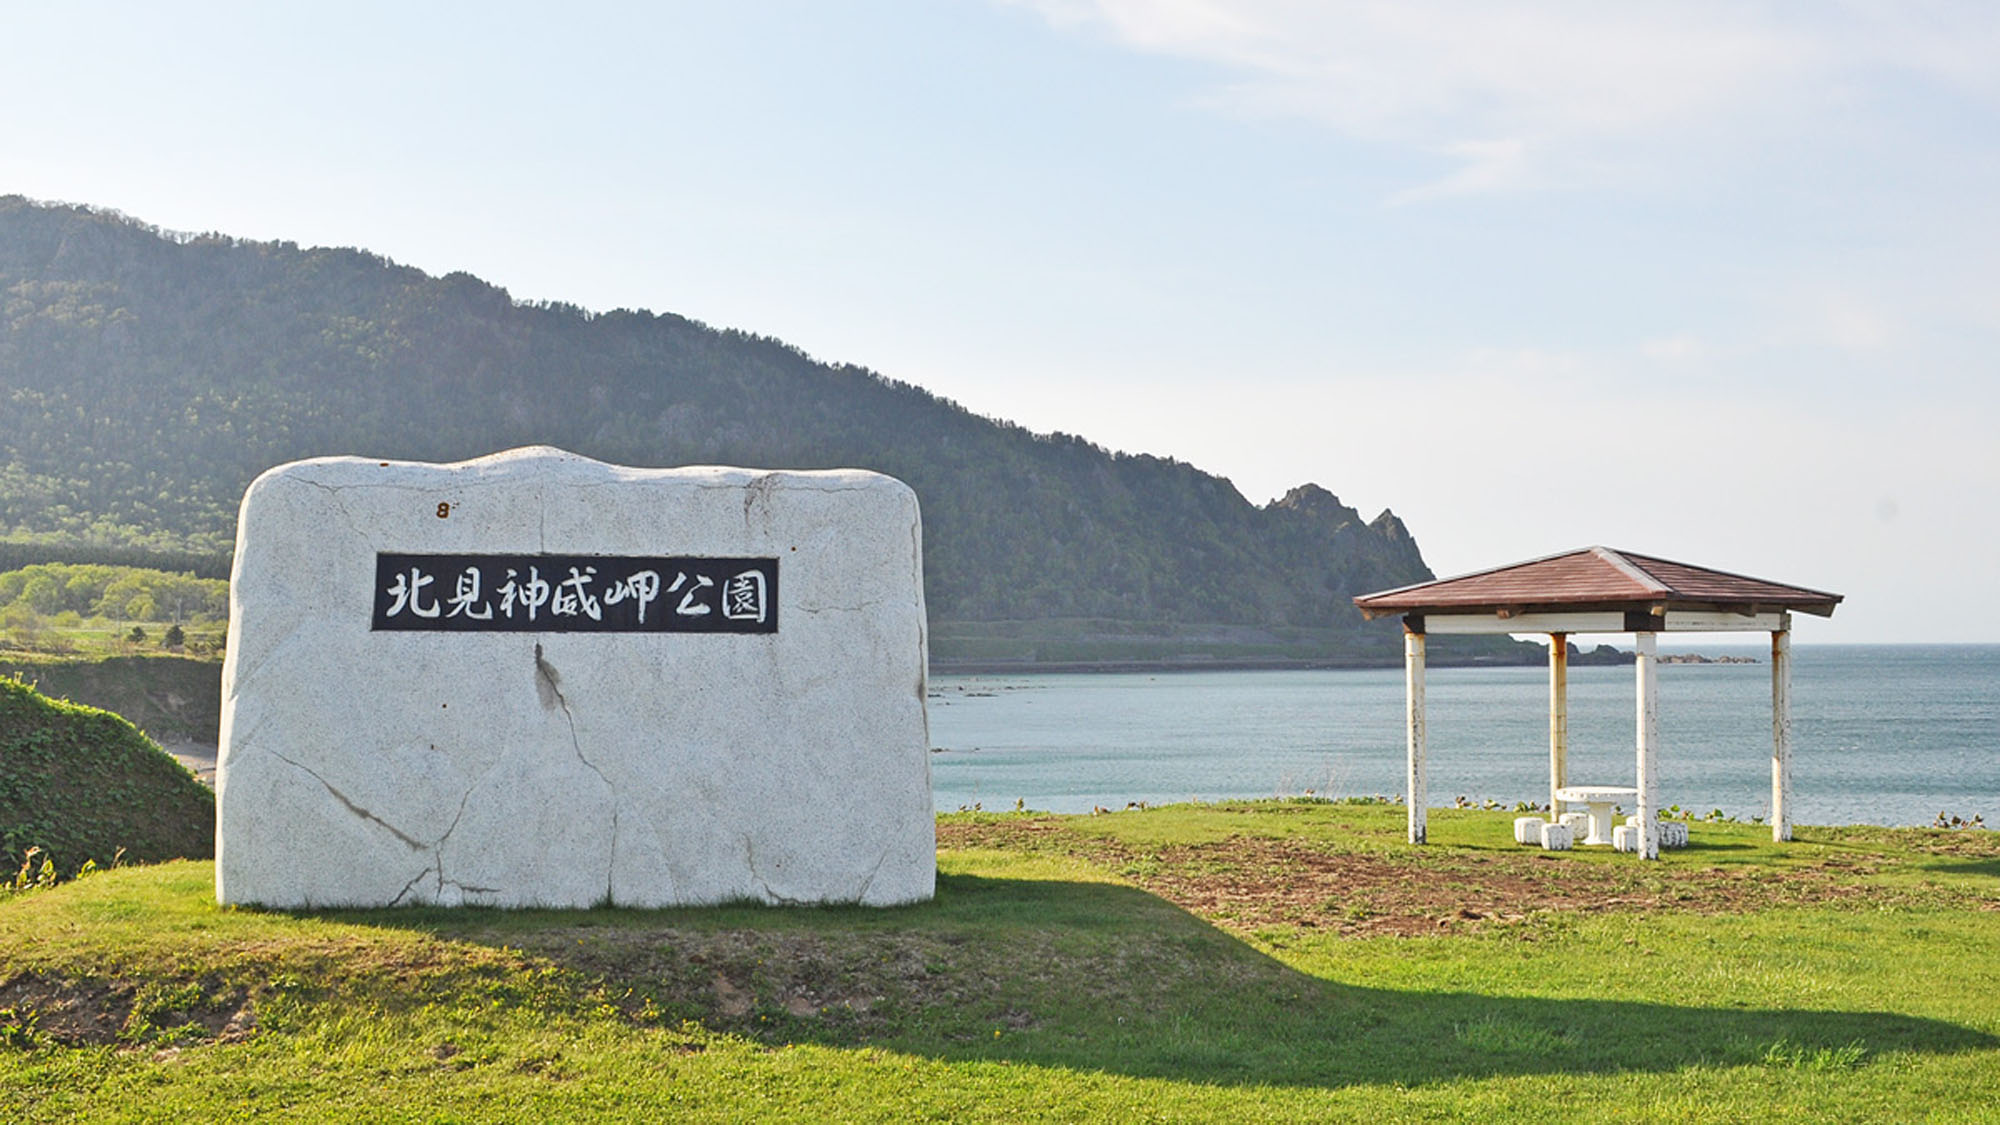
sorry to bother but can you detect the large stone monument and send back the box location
[216,447,933,908]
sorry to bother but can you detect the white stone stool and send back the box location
[1515,816,1547,845]
[1612,824,1639,853]
[1559,811,1591,839]
[1538,821,1573,850]
[1621,818,1690,850]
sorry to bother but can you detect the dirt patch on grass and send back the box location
[1116,837,1888,936]
[938,818,1918,937]
[0,971,253,1047]
[498,917,1273,1046]
[505,926,1007,1039]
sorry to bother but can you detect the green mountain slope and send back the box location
[0,197,1441,663]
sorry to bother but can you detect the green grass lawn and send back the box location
[4,803,1998,1122]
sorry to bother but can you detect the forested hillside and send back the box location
[0,197,1440,663]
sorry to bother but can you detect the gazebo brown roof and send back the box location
[1351,546,1843,859]
[1355,546,1842,622]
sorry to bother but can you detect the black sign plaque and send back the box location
[372,553,778,633]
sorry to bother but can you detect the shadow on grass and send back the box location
[323,871,1999,1091]
[1677,839,1763,854]
[1923,857,2000,880]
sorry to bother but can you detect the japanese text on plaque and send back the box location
[372,554,777,633]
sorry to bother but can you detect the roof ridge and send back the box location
[1611,548,1845,603]
[1357,545,1599,603]
[1592,546,1673,596]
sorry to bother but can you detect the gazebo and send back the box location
[1353,547,1842,859]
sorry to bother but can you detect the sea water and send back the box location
[927,644,2000,828]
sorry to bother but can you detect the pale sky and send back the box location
[5,1,1998,642]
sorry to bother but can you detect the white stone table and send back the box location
[1553,785,1639,847]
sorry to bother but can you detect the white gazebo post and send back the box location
[1634,631,1659,859]
[1549,632,1569,816]
[1406,626,1427,844]
[1772,623,1792,842]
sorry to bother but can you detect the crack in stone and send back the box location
[419,784,479,905]
[437,785,473,849]
[291,476,379,551]
[294,475,449,495]
[852,841,895,904]
[268,747,476,906]
[222,623,304,707]
[686,480,880,495]
[271,751,425,851]
[604,807,620,906]
[216,709,276,774]
[390,865,433,907]
[743,473,779,522]
[799,599,890,615]
[758,883,810,907]
[743,833,810,906]
[533,642,620,903]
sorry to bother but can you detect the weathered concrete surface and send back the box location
[216,446,932,908]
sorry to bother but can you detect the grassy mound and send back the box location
[0,676,213,876]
